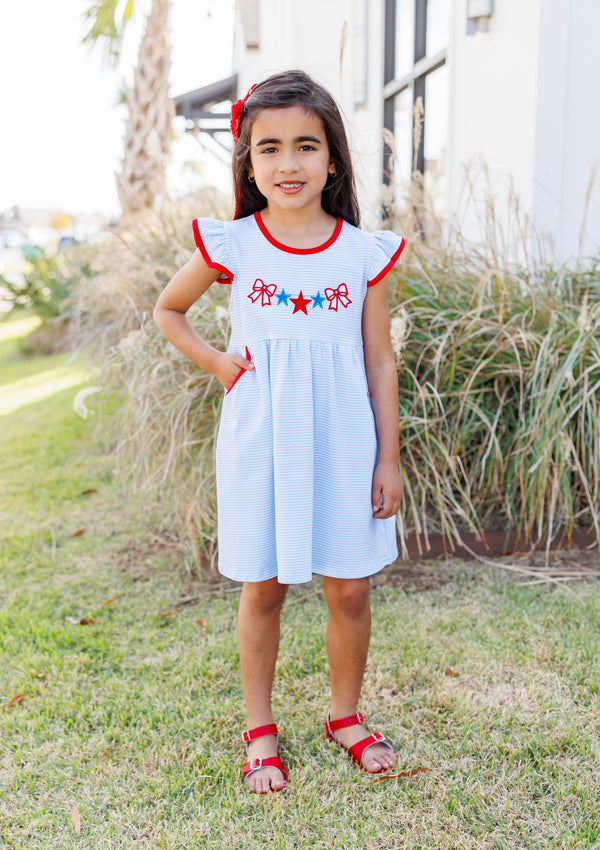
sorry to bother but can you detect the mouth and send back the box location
[277,181,304,193]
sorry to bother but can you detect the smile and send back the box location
[277,182,304,192]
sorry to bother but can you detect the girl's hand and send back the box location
[371,461,403,519]
[215,351,255,391]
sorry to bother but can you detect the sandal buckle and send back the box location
[250,757,263,770]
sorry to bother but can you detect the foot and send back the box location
[243,734,288,794]
[328,715,395,773]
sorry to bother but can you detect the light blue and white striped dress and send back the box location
[193,212,405,584]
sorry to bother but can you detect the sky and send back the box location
[0,0,235,218]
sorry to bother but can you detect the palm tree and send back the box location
[84,0,174,215]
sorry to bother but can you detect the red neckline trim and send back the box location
[254,211,343,254]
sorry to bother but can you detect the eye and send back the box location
[259,146,278,154]
[298,144,316,151]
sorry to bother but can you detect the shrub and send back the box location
[1,244,92,319]
[1,243,95,354]
[391,245,600,557]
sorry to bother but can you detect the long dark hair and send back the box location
[232,70,360,227]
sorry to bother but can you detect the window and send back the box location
[383,0,449,214]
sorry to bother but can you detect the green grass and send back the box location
[1,316,600,849]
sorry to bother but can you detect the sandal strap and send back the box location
[325,712,364,734]
[325,712,395,773]
[347,732,393,767]
[242,723,279,743]
[242,754,289,783]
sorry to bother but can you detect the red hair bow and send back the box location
[230,84,257,143]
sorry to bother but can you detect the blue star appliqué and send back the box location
[276,288,290,305]
[312,291,325,308]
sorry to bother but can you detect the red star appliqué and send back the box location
[290,290,312,315]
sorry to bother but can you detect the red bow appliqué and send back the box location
[230,84,257,143]
[248,278,277,306]
[324,283,352,311]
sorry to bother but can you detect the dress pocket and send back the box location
[225,346,251,395]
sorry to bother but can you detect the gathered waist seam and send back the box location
[229,337,363,348]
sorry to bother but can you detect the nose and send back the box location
[279,150,299,173]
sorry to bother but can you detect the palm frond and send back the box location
[82,0,136,66]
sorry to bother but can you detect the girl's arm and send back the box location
[153,249,254,389]
[362,275,403,519]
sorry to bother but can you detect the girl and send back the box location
[154,70,405,794]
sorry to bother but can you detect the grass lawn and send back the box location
[1,315,600,849]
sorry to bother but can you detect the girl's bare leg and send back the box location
[322,576,395,773]
[238,577,289,792]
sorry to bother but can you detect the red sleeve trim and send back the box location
[366,237,406,286]
[192,218,234,284]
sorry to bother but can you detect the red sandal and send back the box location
[325,712,395,774]
[242,723,288,793]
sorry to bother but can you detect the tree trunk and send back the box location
[116,0,174,215]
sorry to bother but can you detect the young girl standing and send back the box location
[154,70,405,794]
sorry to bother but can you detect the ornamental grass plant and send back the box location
[390,161,600,558]
[67,182,600,576]
[67,189,230,573]
[390,240,600,558]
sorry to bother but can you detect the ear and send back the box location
[247,166,255,180]
[328,160,337,177]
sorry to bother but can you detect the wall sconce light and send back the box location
[467,0,494,33]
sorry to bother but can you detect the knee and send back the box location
[325,577,370,620]
[242,579,288,616]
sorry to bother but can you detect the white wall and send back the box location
[447,0,600,262]
[346,0,389,229]
[233,0,600,259]
[234,1,351,110]
[447,0,542,256]
[533,0,600,260]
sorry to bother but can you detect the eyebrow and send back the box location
[254,135,323,146]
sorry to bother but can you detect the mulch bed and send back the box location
[374,541,600,593]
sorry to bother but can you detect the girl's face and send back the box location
[247,105,336,218]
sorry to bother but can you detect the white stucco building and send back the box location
[176,0,600,262]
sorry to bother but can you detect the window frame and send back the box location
[383,0,448,187]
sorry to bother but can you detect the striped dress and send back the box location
[193,211,405,584]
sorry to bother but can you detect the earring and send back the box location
[248,174,255,183]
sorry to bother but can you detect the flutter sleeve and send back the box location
[192,217,234,283]
[366,230,406,287]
